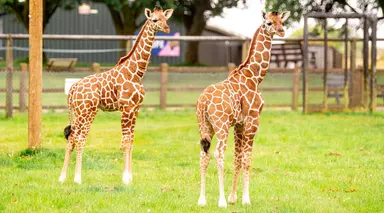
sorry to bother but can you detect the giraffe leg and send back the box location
[73,110,97,184]
[198,131,214,206]
[120,106,139,185]
[59,139,75,183]
[241,118,259,205]
[74,140,85,184]
[228,124,244,204]
[214,129,230,208]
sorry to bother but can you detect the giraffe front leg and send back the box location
[228,124,244,204]
[120,106,139,185]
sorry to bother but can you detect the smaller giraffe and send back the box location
[196,10,290,207]
[59,6,174,185]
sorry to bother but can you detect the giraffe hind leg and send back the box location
[72,109,98,184]
[59,137,75,183]
[198,123,214,206]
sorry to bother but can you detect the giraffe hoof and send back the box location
[228,193,237,204]
[58,174,66,183]
[74,176,82,185]
[122,173,132,184]
[197,196,206,206]
[242,197,251,205]
[218,197,227,208]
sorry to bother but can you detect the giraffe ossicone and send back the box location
[58,6,174,185]
[196,10,290,207]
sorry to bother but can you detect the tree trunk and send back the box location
[183,9,206,65]
[186,41,199,65]
[116,26,135,58]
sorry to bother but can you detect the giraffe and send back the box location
[58,6,174,185]
[196,10,290,207]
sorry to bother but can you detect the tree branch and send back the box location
[343,1,360,13]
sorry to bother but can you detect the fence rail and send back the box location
[0,33,381,42]
[2,64,383,113]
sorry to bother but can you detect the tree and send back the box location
[265,0,384,26]
[1,0,76,62]
[92,0,247,64]
[173,0,246,64]
[91,0,174,57]
[0,0,76,32]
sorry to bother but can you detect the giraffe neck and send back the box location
[116,20,156,81]
[235,25,273,83]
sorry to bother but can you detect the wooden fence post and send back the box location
[291,66,300,110]
[92,62,100,73]
[5,36,13,118]
[160,63,168,110]
[349,39,362,108]
[28,0,43,149]
[241,40,250,62]
[19,63,28,112]
[227,63,236,75]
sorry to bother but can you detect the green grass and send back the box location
[0,110,383,212]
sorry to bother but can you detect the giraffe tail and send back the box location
[64,83,75,140]
[196,95,211,153]
[200,138,211,153]
[64,125,72,140]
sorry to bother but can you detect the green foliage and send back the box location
[0,0,78,31]
[264,0,302,26]
[265,0,384,26]
[0,111,383,212]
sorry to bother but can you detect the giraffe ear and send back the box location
[261,10,267,20]
[280,11,291,22]
[163,9,174,20]
[145,8,152,19]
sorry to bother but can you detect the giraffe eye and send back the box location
[267,22,272,26]
[153,19,158,23]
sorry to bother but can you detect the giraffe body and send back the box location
[196,11,290,207]
[59,7,173,185]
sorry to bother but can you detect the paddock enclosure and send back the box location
[0,5,383,212]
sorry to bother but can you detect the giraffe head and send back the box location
[261,10,290,37]
[145,6,174,34]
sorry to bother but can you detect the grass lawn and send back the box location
[0,110,383,212]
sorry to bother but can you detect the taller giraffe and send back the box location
[58,7,174,185]
[196,11,290,207]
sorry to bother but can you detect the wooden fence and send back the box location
[2,64,384,115]
[0,64,305,112]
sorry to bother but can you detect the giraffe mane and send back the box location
[116,20,150,66]
[236,26,261,72]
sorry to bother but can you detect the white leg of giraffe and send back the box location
[74,142,84,184]
[73,111,97,184]
[197,107,214,207]
[241,117,259,205]
[198,149,210,206]
[122,142,133,184]
[228,124,244,204]
[214,130,229,208]
[59,141,75,183]
[120,106,139,185]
